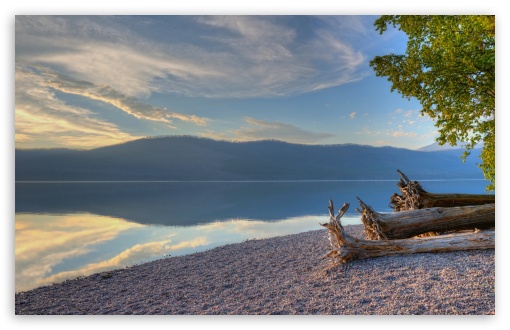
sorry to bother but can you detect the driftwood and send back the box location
[321,200,495,263]
[389,170,495,211]
[358,197,495,240]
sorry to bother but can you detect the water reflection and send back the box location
[15,180,491,292]
[15,212,362,293]
[15,181,407,225]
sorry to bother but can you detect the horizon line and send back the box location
[15,179,488,183]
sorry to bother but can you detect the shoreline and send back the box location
[15,225,495,315]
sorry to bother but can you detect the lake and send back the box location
[15,179,491,292]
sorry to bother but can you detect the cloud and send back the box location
[391,131,418,138]
[16,16,223,98]
[349,112,357,119]
[221,117,335,144]
[15,133,34,142]
[392,108,432,128]
[374,140,392,146]
[15,63,211,148]
[404,110,415,118]
[16,16,369,98]
[356,126,374,135]
[196,16,297,57]
[15,65,143,149]
[36,65,208,126]
[202,117,335,144]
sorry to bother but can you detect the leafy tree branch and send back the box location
[370,15,495,190]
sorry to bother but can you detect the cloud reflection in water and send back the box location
[15,212,361,292]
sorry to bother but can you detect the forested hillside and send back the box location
[16,136,484,181]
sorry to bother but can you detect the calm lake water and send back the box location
[15,179,491,292]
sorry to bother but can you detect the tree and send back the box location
[370,15,495,191]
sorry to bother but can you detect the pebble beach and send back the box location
[15,225,495,315]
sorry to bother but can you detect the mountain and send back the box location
[417,141,483,152]
[15,136,485,181]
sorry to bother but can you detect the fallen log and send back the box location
[389,170,495,211]
[358,197,495,240]
[321,200,495,263]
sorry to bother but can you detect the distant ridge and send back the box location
[417,141,483,152]
[16,136,485,181]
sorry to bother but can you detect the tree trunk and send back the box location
[322,200,495,263]
[389,170,495,211]
[357,197,495,240]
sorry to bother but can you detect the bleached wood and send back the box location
[321,201,495,263]
[389,170,495,211]
[358,198,494,240]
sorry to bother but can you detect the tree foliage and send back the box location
[370,15,495,191]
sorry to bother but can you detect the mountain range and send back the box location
[416,141,483,152]
[15,136,485,181]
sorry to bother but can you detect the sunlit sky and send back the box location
[14,14,446,150]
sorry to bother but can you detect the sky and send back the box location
[14,15,443,150]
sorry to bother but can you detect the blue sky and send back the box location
[13,15,465,150]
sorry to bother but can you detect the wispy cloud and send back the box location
[392,108,433,129]
[37,65,208,126]
[404,110,415,118]
[15,63,210,148]
[15,65,142,149]
[349,112,357,119]
[16,16,223,98]
[204,117,335,144]
[356,126,376,135]
[16,16,369,98]
[391,131,418,138]
[196,16,296,60]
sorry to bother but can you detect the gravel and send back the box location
[15,225,495,315]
